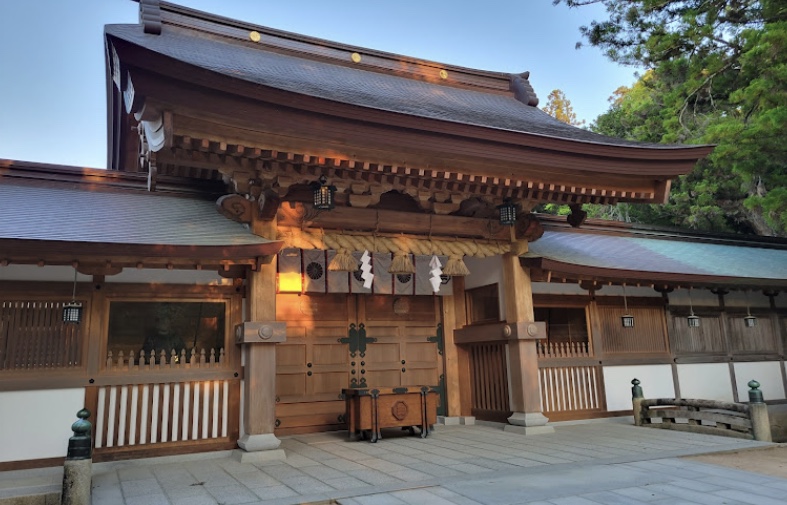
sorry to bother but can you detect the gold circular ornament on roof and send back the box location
[351,52,362,63]
[439,69,448,80]
[249,31,261,42]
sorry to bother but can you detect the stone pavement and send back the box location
[2,419,784,505]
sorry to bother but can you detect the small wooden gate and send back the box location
[538,363,606,420]
[468,342,511,422]
[86,352,240,462]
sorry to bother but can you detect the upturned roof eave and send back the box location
[103,23,714,174]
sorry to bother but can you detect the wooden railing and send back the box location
[105,347,225,370]
[88,378,240,460]
[536,340,590,359]
[539,364,606,420]
[635,398,754,438]
[632,379,772,441]
[0,301,83,371]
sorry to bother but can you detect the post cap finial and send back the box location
[748,380,760,390]
[631,378,640,386]
[71,409,92,436]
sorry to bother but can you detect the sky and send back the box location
[0,0,639,170]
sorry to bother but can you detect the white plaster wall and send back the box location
[108,269,231,285]
[597,284,661,299]
[668,288,719,307]
[531,282,587,296]
[0,265,90,283]
[464,256,505,321]
[0,264,231,285]
[603,365,674,412]
[676,363,733,402]
[724,290,771,308]
[734,361,786,401]
[464,256,502,290]
[0,389,85,463]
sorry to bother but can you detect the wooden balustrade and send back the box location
[536,340,590,359]
[88,378,240,459]
[105,347,225,371]
[539,364,606,420]
[635,398,755,439]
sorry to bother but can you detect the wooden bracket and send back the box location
[216,194,253,223]
[235,321,286,344]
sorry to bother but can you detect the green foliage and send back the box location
[559,0,787,236]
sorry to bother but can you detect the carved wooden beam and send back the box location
[278,202,510,240]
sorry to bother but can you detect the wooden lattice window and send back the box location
[0,300,84,371]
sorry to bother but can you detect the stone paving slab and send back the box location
[3,421,783,505]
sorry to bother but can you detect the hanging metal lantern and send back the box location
[312,175,336,210]
[63,267,82,324]
[687,287,700,328]
[621,283,634,328]
[497,199,517,226]
[744,290,757,327]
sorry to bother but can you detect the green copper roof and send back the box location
[526,230,787,285]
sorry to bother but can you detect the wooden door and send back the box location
[275,293,353,434]
[274,293,444,435]
[360,296,442,391]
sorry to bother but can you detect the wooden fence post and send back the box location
[631,378,644,426]
[748,380,772,442]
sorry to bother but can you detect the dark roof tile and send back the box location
[106,24,693,150]
[0,182,270,247]
[526,231,787,282]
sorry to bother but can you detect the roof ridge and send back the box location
[146,1,528,97]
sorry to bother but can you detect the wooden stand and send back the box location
[343,386,438,443]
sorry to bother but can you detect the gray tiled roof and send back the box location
[106,24,690,150]
[526,231,787,282]
[0,182,271,247]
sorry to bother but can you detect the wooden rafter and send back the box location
[155,135,655,206]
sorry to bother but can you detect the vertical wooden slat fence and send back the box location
[468,343,511,422]
[0,301,82,370]
[538,364,606,420]
[88,378,239,460]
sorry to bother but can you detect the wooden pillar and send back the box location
[235,216,286,461]
[441,276,472,418]
[501,253,553,434]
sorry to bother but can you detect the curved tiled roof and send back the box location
[105,23,695,150]
[525,231,787,285]
[0,182,271,247]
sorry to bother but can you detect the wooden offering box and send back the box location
[343,386,438,443]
